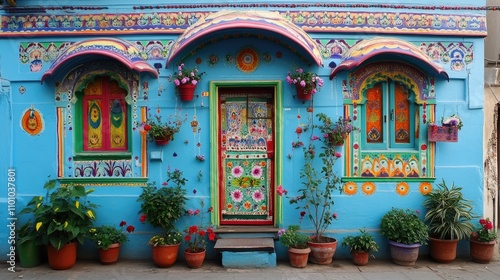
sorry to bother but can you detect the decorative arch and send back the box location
[346,62,434,105]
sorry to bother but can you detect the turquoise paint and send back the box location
[221,251,277,268]
[0,1,487,263]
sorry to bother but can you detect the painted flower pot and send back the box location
[429,237,458,263]
[307,237,337,265]
[388,240,421,266]
[98,243,121,265]
[470,239,496,264]
[152,243,180,268]
[184,248,206,269]
[352,250,370,266]
[18,239,42,268]
[47,242,77,270]
[295,84,313,101]
[288,247,311,268]
[177,84,197,101]
[154,138,170,146]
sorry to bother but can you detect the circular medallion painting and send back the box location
[236,47,259,73]
[21,106,44,135]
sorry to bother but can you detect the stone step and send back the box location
[214,226,280,239]
[213,237,275,252]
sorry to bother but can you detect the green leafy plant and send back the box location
[137,168,187,246]
[380,208,428,245]
[16,221,39,246]
[342,229,379,254]
[278,225,311,249]
[142,113,185,142]
[289,113,342,243]
[88,221,135,250]
[470,218,498,243]
[423,179,475,240]
[20,180,98,250]
[169,63,205,86]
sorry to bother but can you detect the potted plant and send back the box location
[423,179,475,263]
[380,208,428,266]
[137,167,187,268]
[169,63,205,101]
[278,225,311,268]
[469,218,498,263]
[288,113,342,264]
[88,221,135,264]
[317,114,359,146]
[24,179,98,270]
[183,199,216,268]
[286,67,324,100]
[428,114,463,142]
[142,113,185,145]
[16,221,42,268]
[341,229,379,266]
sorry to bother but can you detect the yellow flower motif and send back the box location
[86,210,95,219]
[362,182,376,196]
[343,182,358,196]
[64,221,68,228]
[36,222,43,231]
[396,182,410,196]
[419,182,432,195]
[75,201,80,208]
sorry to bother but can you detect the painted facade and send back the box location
[0,0,489,261]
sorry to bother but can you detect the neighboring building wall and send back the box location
[0,0,489,261]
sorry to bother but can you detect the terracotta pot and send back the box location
[307,236,337,265]
[470,239,496,264]
[154,138,170,146]
[178,84,197,101]
[47,242,77,270]
[352,250,370,266]
[287,247,311,268]
[184,248,206,268]
[152,243,180,268]
[295,84,313,101]
[429,237,458,263]
[98,243,121,265]
[388,240,421,266]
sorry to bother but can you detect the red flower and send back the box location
[139,214,147,223]
[485,221,493,230]
[198,230,206,236]
[295,127,303,134]
[208,232,216,241]
[144,124,151,131]
[206,227,214,233]
[479,218,487,225]
[120,221,126,227]
[333,212,338,219]
[126,225,135,233]
[189,225,199,234]
[184,235,191,242]
[208,206,214,213]
[194,209,200,215]
[300,211,306,217]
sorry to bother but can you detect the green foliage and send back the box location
[148,231,183,246]
[88,221,134,250]
[317,113,359,145]
[143,113,185,141]
[137,168,187,245]
[342,229,379,254]
[380,208,428,245]
[21,180,98,250]
[16,222,39,246]
[423,179,475,240]
[289,113,341,242]
[279,225,311,249]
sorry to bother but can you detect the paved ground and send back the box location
[1,257,500,280]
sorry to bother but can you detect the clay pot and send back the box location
[47,242,77,270]
[429,237,458,263]
[152,243,180,268]
[470,239,496,264]
[388,240,421,266]
[352,250,370,266]
[307,237,337,264]
[98,243,121,265]
[288,247,311,268]
[184,248,206,268]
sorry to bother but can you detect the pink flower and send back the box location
[332,213,338,219]
[188,209,194,215]
[191,80,198,85]
[335,152,342,158]
[297,68,303,74]
[276,185,288,196]
[300,80,306,87]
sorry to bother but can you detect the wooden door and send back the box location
[218,87,275,225]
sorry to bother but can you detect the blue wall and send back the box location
[0,0,487,262]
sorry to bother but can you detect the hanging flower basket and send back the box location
[295,84,313,101]
[178,84,197,101]
[427,125,458,142]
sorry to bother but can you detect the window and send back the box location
[363,81,415,150]
[75,76,130,156]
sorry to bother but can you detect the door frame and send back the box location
[209,80,283,227]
